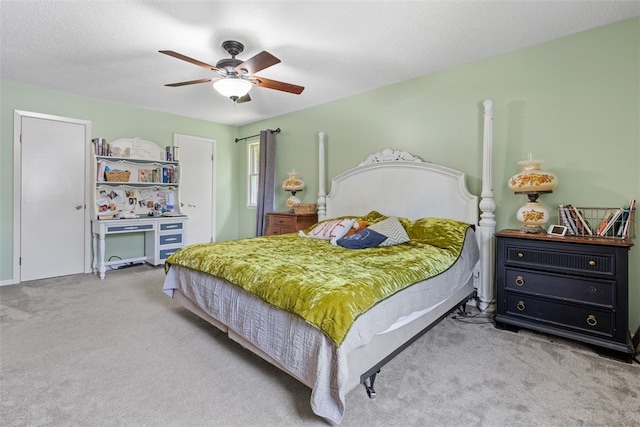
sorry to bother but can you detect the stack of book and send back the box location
[138,167,177,183]
[558,205,593,236]
[558,200,636,239]
[165,146,179,162]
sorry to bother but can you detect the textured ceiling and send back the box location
[1,1,638,126]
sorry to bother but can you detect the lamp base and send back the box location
[515,192,551,233]
[519,224,547,234]
[286,194,301,211]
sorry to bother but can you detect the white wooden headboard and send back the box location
[315,99,496,311]
[324,160,478,224]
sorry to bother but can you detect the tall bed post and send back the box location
[317,131,327,221]
[477,99,496,311]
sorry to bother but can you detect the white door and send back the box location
[174,134,216,245]
[15,112,90,282]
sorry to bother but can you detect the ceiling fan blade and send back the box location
[165,78,213,87]
[159,50,218,71]
[252,77,304,94]
[236,51,280,75]
[236,93,251,103]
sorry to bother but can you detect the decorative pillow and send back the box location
[344,220,368,236]
[405,217,472,248]
[367,216,410,246]
[299,218,356,244]
[336,228,388,249]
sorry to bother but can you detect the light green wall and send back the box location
[238,18,640,331]
[0,81,240,277]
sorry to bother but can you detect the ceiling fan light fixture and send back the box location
[213,78,252,101]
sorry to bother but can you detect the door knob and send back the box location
[75,205,83,210]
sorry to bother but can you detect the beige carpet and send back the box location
[1,265,639,426]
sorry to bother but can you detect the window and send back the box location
[247,140,259,207]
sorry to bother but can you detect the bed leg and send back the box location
[364,370,380,399]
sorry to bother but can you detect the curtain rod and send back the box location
[234,128,281,143]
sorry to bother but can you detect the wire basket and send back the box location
[104,170,131,182]
[293,203,317,215]
[558,206,635,239]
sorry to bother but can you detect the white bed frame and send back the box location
[316,99,496,310]
[165,99,496,425]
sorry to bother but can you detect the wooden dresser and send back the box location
[494,229,634,361]
[264,212,318,236]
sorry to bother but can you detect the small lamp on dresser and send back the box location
[508,153,558,233]
[282,169,305,211]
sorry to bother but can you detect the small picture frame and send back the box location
[548,224,567,236]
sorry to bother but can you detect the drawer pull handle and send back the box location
[586,315,598,327]
[515,276,525,287]
[517,252,524,258]
[588,260,596,267]
[516,301,526,311]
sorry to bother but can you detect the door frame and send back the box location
[13,110,93,283]
[173,133,217,244]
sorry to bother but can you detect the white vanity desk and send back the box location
[90,137,187,279]
[91,216,187,279]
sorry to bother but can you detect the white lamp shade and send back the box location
[213,78,252,99]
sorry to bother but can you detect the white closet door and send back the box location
[174,134,216,245]
[20,116,87,281]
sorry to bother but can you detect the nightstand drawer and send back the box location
[503,243,614,276]
[264,212,318,236]
[270,216,295,227]
[504,293,613,338]
[504,268,614,306]
[265,226,290,236]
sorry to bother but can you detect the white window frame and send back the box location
[246,139,260,208]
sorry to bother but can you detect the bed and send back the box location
[162,100,497,425]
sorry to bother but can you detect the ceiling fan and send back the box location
[160,40,305,103]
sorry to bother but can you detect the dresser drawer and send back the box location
[107,223,154,233]
[265,226,290,236]
[503,242,615,277]
[269,215,295,227]
[264,212,318,236]
[504,268,614,306]
[159,233,183,246]
[160,222,184,231]
[504,293,613,338]
[160,247,180,261]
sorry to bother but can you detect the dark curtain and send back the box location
[255,130,277,236]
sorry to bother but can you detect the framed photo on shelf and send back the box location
[548,224,567,236]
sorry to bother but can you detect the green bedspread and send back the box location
[166,216,471,345]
